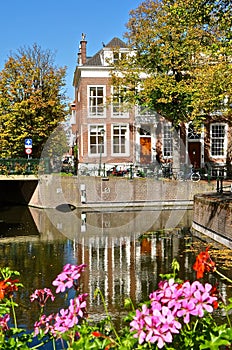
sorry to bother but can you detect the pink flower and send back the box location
[52,264,87,293]
[130,304,150,344]
[145,306,181,348]
[54,308,77,333]
[30,288,55,307]
[69,294,88,318]
[176,298,196,323]
[192,283,217,317]
[33,314,55,336]
[130,278,218,348]
[0,314,10,331]
[177,281,217,321]
[130,302,181,348]
[53,294,88,334]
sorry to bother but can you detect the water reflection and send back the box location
[0,205,230,332]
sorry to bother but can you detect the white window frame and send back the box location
[112,51,127,64]
[162,123,173,159]
[111,124,129,156]
[111,86,129,118]
[88,125,106,157]
[88,85,106,117]
[210,123,227,158]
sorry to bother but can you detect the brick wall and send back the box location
[192,193,232,248]
[29,175,215,209]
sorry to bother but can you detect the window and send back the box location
[112,125,128,154]
[140,125,151,136]
[210,124,226,157]
[163,124,173,158]
[88,86,105,116]
[89,125,105,155]
[113,52,119,64]
[187,123,201,140]
[112,86,128,117]
[113,51,127,64]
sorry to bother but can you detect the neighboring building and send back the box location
[72,34,137,175]
[72,34,231,176]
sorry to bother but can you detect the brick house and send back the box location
[72,34,231,177]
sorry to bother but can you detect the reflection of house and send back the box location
[72,34,231,174]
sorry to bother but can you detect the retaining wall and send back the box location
[192,193,232,248]
[29,175,215,209]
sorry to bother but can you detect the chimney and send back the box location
[78,33,87,65]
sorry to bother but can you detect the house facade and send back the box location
[72,35,231,177]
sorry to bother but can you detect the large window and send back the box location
[89,125,105,155]
[112,125,128,154]
[88,86,105,116]
[112,86,128,117]
[163,124,173,158]
[210,124,227,157]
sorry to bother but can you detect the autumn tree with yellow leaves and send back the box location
[0,44,68,158]
[112,0,232,127]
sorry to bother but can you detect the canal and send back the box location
[0,204,232,335]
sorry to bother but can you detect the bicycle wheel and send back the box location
[191,172,200,182]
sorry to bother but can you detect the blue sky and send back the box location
[0,0,142,102]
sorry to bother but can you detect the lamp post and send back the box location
[73,131,79,175]
[98,129,105,176]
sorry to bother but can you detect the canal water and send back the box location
[0,205,231,335]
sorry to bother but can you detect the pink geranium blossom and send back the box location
[130,278,218,348]
[52,264,87,293]
[30,288,55,307]
[0,314,10,331]
[33,313,55,336]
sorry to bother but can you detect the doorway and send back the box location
[140,137,151,164]
[188,142,201,168]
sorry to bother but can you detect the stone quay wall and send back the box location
[192,193,232,248]
[29,175,215,209]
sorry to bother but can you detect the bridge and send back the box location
[0,175,38,205]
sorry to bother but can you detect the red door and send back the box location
[188,142,201,168]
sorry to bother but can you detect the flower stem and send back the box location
[95,288,121,345]
[215,269,232,284]
[193,319,199,333]
[10,297,17,328]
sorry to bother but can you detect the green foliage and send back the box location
[112,0,232,126]
[199,324,232,349]
[0,43,68,158]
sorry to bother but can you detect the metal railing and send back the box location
[76,162,232,183]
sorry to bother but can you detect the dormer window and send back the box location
[113,52,119,64]
[113,51,127,64]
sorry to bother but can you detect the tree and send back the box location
[112,0,232,127]
[0,44,68,158]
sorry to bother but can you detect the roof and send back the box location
[105,37,128,49]
[84,37,128,67]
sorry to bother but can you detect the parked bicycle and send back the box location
[176,165,201,182]
[151,162,173,180]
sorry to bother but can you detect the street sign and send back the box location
[25,138,32,148]
[25,148,32,155]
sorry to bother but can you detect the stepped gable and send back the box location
[84,37,127,66]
